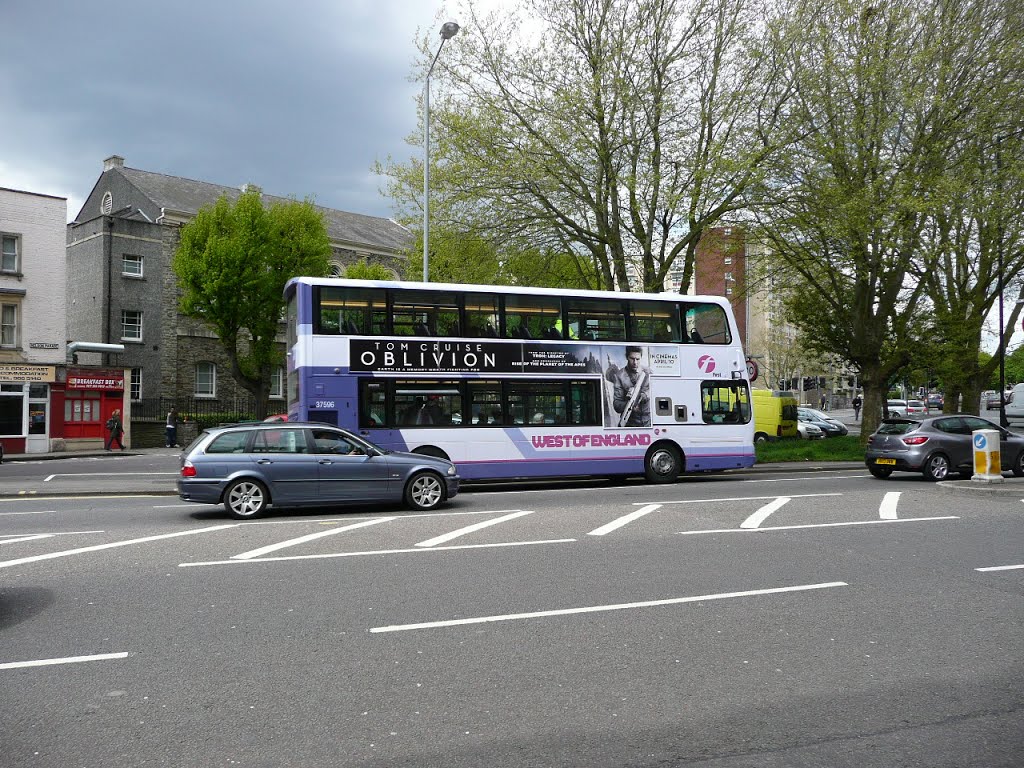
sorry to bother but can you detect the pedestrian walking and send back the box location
[852,394,862,422]
[166,407,179,447]
[105,409,125,450]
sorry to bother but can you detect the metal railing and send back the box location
[131,396,258,429]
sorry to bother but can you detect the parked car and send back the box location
[885,399,926,419]
[796,419,825,440]
[926,394,943,411]
[1004,383,1024,422]
[796,407,849,437]
[982,390,1002,410]
[178,422,460,519]
[865,414,1024,481]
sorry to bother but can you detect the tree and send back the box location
[754,0,1013,440]
[380,0,798,292]
[173,189,331,417]
[344,261,396,281]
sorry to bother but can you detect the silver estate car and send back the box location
[178,422,459,519]
[865,414,1024,481]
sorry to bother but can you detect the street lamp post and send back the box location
[423,21,460,283]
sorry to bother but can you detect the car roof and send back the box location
[208,421,343,432]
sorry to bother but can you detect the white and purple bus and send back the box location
[284,277,754,483]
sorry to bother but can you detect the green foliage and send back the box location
[404,226,600,289]
[756,435,864,463]
[380,0,795,293]
[344,261,395,281]
[173,189,331,415]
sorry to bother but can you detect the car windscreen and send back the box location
[877,421,917,435]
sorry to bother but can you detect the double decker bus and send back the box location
[284,277,754,483]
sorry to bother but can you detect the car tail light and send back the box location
[902,436,929,446]
[181,461,197,477]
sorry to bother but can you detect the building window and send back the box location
[1,303,17,347]
[724,271,733,281]
[270,366,284,399]
[1,235,19,273]
[130,368,142,401]
[725,286,733,295]
[195,362,216,398]
[723,256,732,265]
[0,383,25,436]
[121,310,143,341]
[122,254,143,277]
[101,191,113,215]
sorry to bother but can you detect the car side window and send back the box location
[206,431,251,453]
[961,416,994,433]
[252,429,308,454]
[311,429,363,455]
[933,418,963,434]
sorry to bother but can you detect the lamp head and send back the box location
[440,21,460,40]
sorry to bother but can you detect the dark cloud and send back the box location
[0,0,436,221]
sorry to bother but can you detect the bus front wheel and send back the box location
[645,443,682,484]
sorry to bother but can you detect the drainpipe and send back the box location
[103,215,113,367]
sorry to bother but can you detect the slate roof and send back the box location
[118,166,412,253]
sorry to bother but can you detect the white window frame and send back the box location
[195,362,216,398]
[1,234,19,274]
[121,310,143,342]
[122,254,144,277]
[130,368,142,401]
[270,366,285,399]
[1,303,18,348]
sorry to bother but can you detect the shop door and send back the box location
[26,384,49,453]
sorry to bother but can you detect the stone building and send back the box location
[66,156,412,417]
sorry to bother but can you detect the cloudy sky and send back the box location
[1,0,481,223]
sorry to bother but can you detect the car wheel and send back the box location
[645,443,681,484]
[404,471,445,511]
[922,453,951,481]
[754,432,769,444]
[868,465,893,479]
[224,478,268,519]
[1013,451,1024,478]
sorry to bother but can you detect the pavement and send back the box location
[2,408,1021,497]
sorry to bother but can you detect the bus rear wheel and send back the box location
[645,443,681,484]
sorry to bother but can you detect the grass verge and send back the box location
[756,435,865,463]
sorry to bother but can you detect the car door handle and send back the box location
[318,459,334,465]
[256,459,273,464]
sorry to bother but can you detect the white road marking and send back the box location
[879,491,901,520]
[0,524,237,569]
[637,493,842,505]
[0,534,53,545]
[740,497,791,529]
[976,563,1024,572]
[678,516,959,535]
[43,472,178,482]
[232,517,395,559]
[736,474,871,483]
[0,652,129,670]
[369,581,849,633]
[0,510,50,516]
[588,504,662,536]
[179,538,575,567]
[415,510,533,547]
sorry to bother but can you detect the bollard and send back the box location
[971,429,1004,483]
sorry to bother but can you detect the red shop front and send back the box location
[58,368,128,447]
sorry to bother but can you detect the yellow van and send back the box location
[752,389,798,442]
